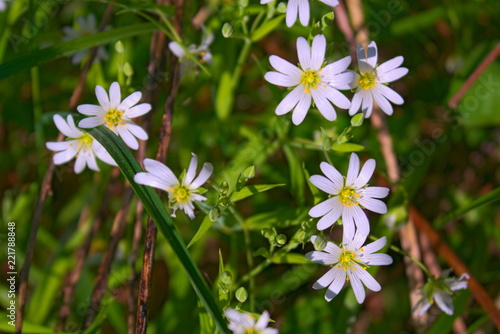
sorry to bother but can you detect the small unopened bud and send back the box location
[219,181,229,196]
[277,2,287,13]
[313,235,327,251]
[261,228,275,240]
[221,271,232,285]
[222,23,233,38]
[235,287,248,303]
[218,197,231,207]
[123,62,134,77]
[275,234,287,247]
[209,207,221,221]
[350,113,365,127]
[115,41,125,53]
[243,166,256,179]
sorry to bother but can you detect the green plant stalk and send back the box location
[87,125,229,334]
[228,205,255,312]
[233,38,252,86]
[31,66,44,178]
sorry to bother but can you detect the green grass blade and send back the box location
[434,187,500,228]
[0,22,156,79]
[87,126,229,334]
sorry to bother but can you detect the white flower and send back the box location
[46,115,117,174]
[261,0,338,27]
[308,153,389,239]
[169,26,214,74]
[413,272,469,316]
[62,14,109,65]
[0,0,10,12]
[134,153,213,219]
[306,233,392,303]
[77,82,151,150]
[265,34,353,125]
[224,308,279,334]
[349,41,408,117]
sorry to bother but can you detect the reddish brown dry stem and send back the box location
[448,42,500,108]
[410,207,500,331]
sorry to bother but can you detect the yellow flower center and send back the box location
[335,248,367,272]
[244,329,262,334]
[301,70,322,94]
[104,109,125,129]
[338,187,361,207]
[358,71,377,90]
[169,185,190,203]
[74,133,93,158]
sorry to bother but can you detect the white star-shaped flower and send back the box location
[46,115,116,174]
[134,153,213,219]
[265,34,353,125]
[413,271,469,316]
[62,14,109,65]
[306,233,393,303]
[77,82,151,150]
[224,308,279,334]
[308,153,389,239]
[169,26,214,75]
[260,0,338,27]
[349,41,408,117]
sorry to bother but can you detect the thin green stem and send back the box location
[31,66,44,178]
[233,38,252,85]
[228,205,255,312]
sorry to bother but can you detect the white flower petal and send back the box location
[363,236,387,254]
[305,251,336,265]
[319,162,343,190]
[351,205,370,236]
[346,153,360,186]
[126,103,152,118]
[349,91,363,116]
[298,0,310,26]
[377,56,404,74]
[269,55,302,77]
[361,90,374,117]
[296,36,311,70]
[362,253,393,266]
[323,56,352,78]
[125,122,148,140]
[53,115,82,138]
[169,41,186,58]
[46,141,72,151]
[415,297,432,316]
[329,71,355,90]
[342,207,355,240]
[143,158,178,187]
[95,85,109,109]
[74,155,87,174]
[86,152,99,171]
[191,162,213,189]
[310,34,326,70]
[311,87,337,121]
[313,267,336,290]
[53,146,78,165]
[349,270,366,303]
[116,126,139,149]
[355,264,381,292]
[322,85,351,109]
[354,158,375,188]
[184,153,198,185]
[77,104,102,116]
[79,116,105,129]
[362,186,389,198]
[359,197,387,214]
[372,88,393,115]
[364,41,378,69]
[255,311,270,330]
[134,172,169,190]
[291,89,311,125]
[375,84,404,105]
[286,0,299,27]
[310,175,338,195]
[92,141,117,166]
[309,197,338,217]
[434,291,454,315]
[119,91,142,110]
[378,67,408,84]
[276,85,302,116]
[316,200,343,230]
[325,268,346,302]
[109,82,121,107]
[319,0,339,6]
[265,71,299,87]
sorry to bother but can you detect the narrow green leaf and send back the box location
[188,215,214,248]
[87,126,229,334]
[270,253,311,264]
[434,187,500,228]
[331,142,365,152]
[283,145,305,205]
[230,184,286,202]
[215,71,235,120]
[251,15,284,42]
[0,23,156,79]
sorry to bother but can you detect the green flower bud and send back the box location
[235,287,248,303]
[222,23,233,38]
[314,235,327,251]
[275,234,287,247]
[209,207,221,221]
[261,228,275,240]
[115,41,125,53]
[221,271,232,285]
